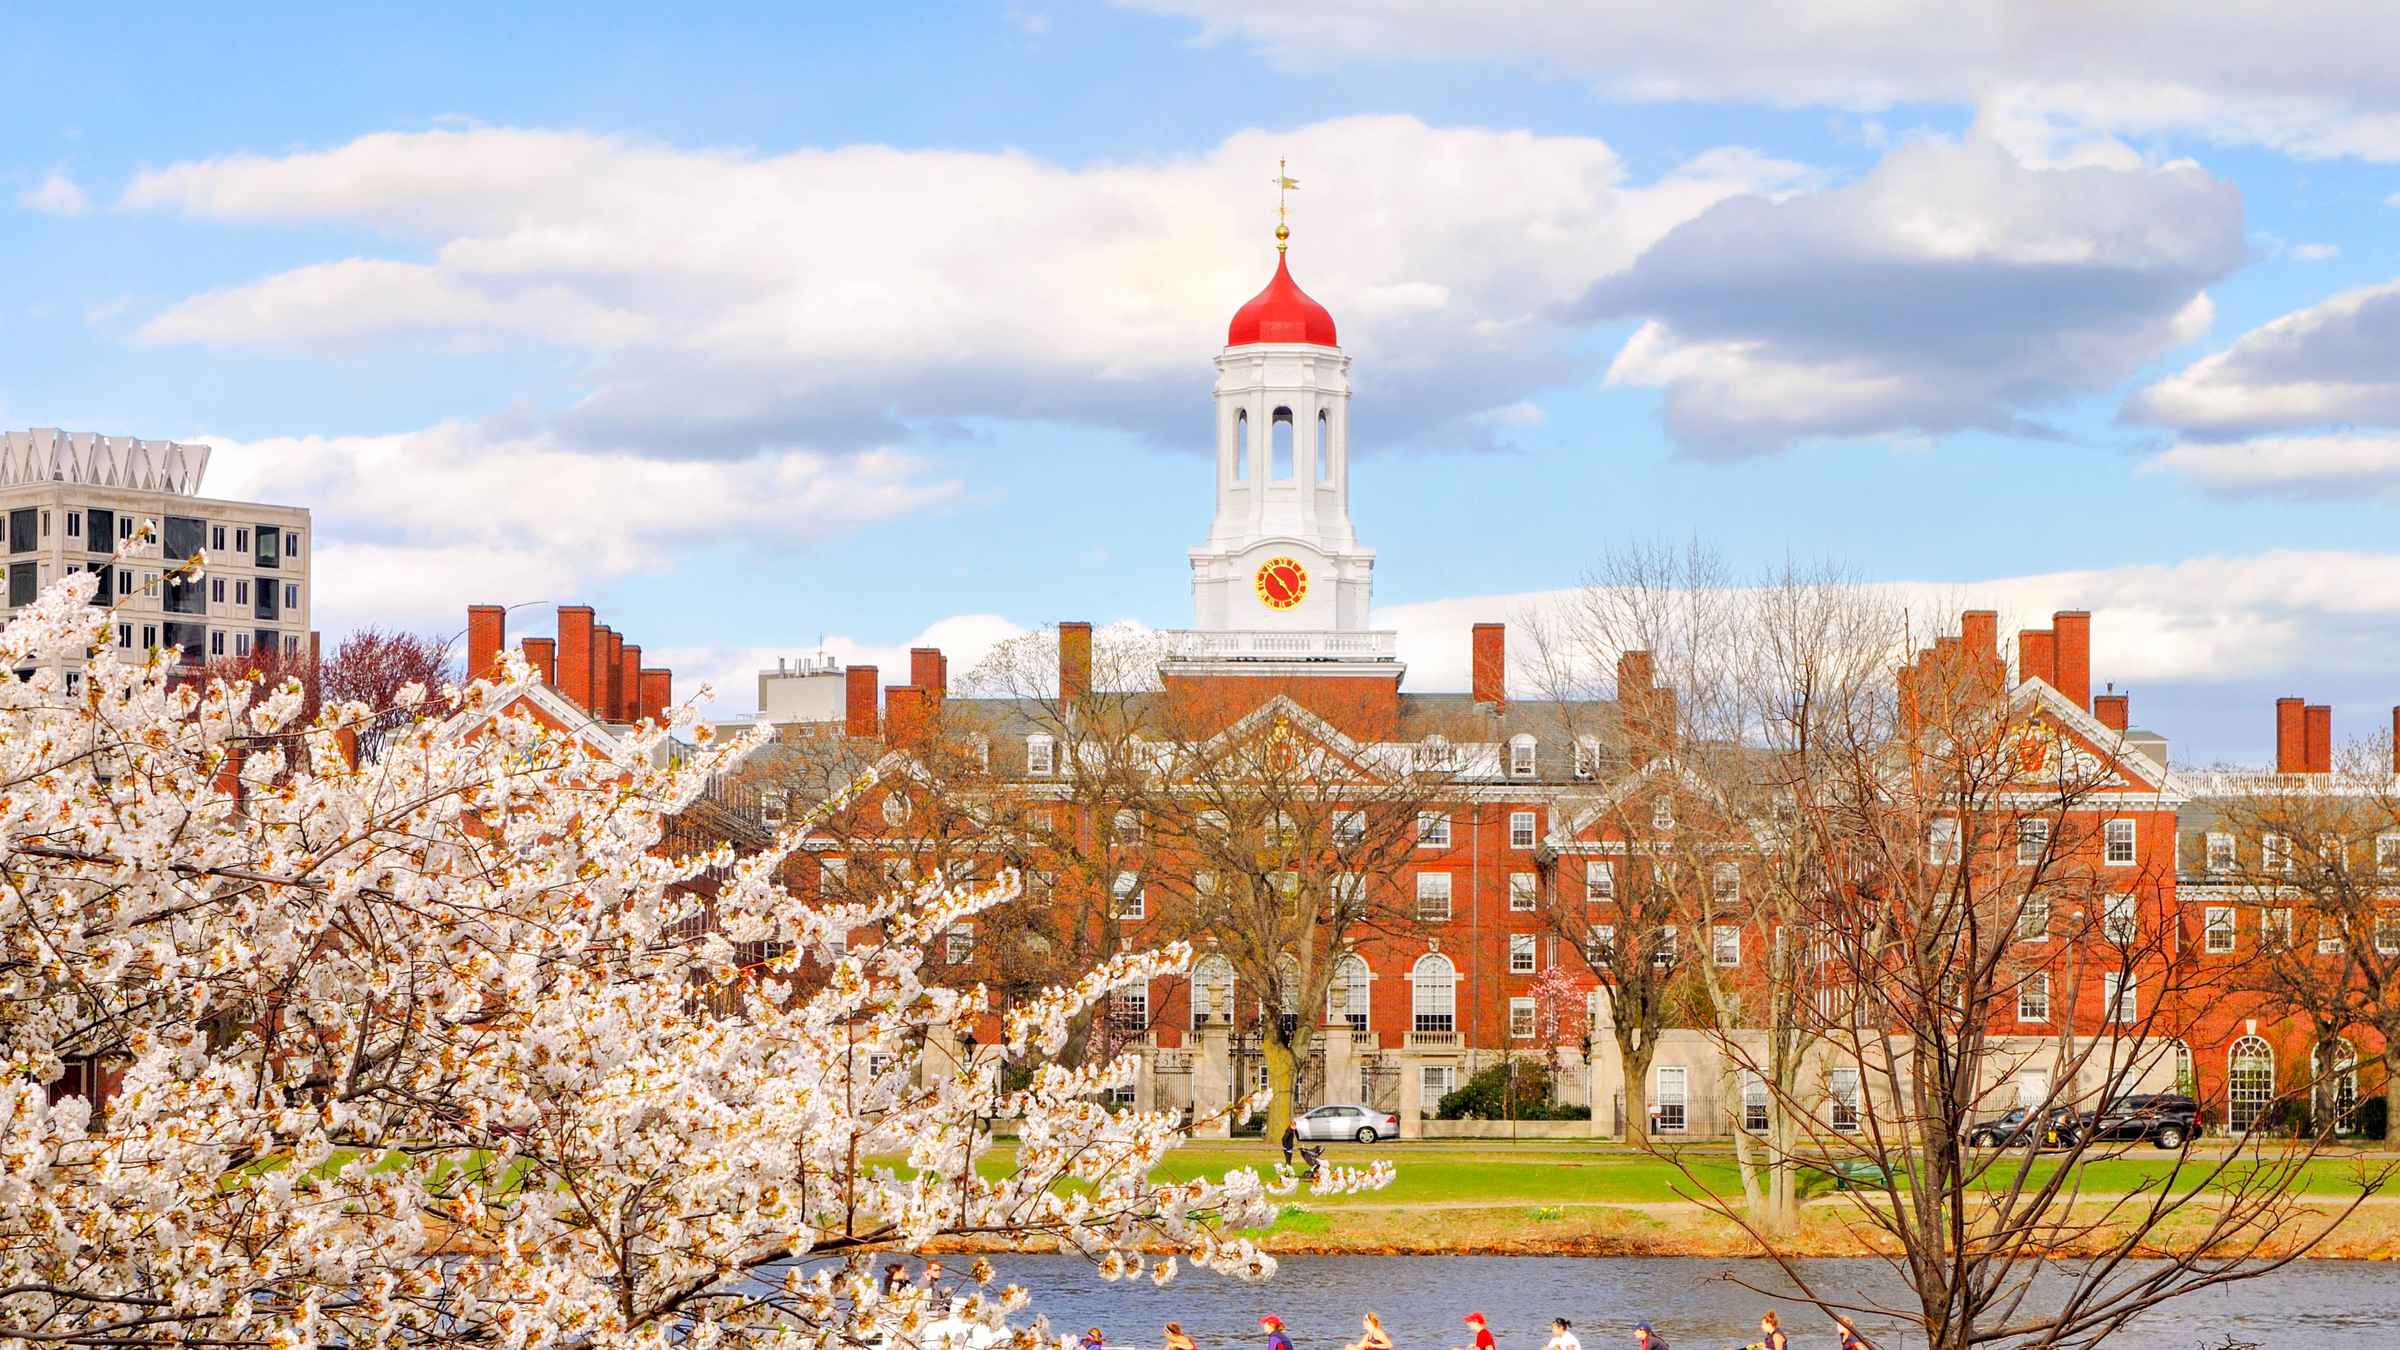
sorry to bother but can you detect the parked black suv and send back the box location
[1966,1106,2079,1149]
[2066,1093,2201,1149]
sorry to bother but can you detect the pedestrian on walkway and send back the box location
[1633,1322,1667,1350]
[1281,1120,1299,1167]
[1545,1319,1580,1350]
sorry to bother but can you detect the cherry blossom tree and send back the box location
[2,555,1384,1350]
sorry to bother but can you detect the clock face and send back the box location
[1254,556,1309,610]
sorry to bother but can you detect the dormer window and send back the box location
[1651,797,1675,832]
[1026,734,1055,776]
[760,788,788,826]
[1415,735,1458,772]
[1508,734,1537,778]
[1573,736,1600,779]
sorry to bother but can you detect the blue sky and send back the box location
[9,2,2400,763]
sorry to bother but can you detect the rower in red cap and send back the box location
[1457,1312,1498,1350]
[1263,1315,1294,1350]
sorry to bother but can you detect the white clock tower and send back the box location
[1187,231,1377,635]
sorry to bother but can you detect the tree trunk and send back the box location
[1619,1026,1655,1149]
[2385,1040,2400,1144]
[1262,1033,1300,1143]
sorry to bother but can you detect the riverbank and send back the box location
[929,1138,2400,1261]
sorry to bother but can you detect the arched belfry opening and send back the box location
[1271,407,1294,480]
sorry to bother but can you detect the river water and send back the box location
[969,1254,2391,1349]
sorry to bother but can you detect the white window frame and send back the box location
[1108,987,1149,1032]
[2017,816,2051,865]
[2103,892,2137,945]
[1113,810,1141,846]
[1652,797,1675,832]
[1927,815,1960,864]
[1508,996,1536,1037]
[1654,1066,1688,1133]
[1654,924,1679,966]
[1741,1072,1769,1133]
[2207,832,2237,874]
[1712,924,1741,968]
[2104,818,2137,866]
[2262,907,2292,950]
[2204,906,2237,953]
[1508,932,1536,974]
[2263,832,2293,874]
[2103,972,2136,1023]
[2017,971,2050,1023]
[1829,1066,1861,1132]
[1420,1062,1456,1102]
[1585,859,1615,901]
[945,924,974,963]
[2319,916,2345,955]
[1508,810,1537,848]
[2017,892,2051,942]
[1111,871,1146,920]
[1573,736,1599,779]
[1332,809,1365,845]
[1410,954,1457,1033]
[2378,911,2400,956]
[1026,734,1055,776]
[1507,871,1537,912]
[1508,735,1537,778]
[1418,811,1452,848]
[1585,923,1616,965]
[1415,872,1453,922]
[2380,833,2400,875]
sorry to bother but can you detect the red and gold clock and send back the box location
[1254,556,1309,610]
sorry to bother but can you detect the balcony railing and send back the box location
[1161,629,1398,662]
[1405,1029,1461,1052]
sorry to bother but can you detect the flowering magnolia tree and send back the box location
[0,561,1386,1349]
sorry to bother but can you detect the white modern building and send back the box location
[0,429,313,677]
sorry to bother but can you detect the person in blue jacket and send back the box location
[1263,1314,1294,1350]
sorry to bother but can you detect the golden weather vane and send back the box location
[1273,158,1299,252]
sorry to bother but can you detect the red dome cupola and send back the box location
[1226,250,1338,348]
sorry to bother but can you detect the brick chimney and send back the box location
[2276,697,2307,773]
[639,668,672,723]
[911,646,947,702]
[1059,621,1093,706]
[2093,690,2129,732]
[1471,623,1505,707]
[886,685,933,747]
[468,604,505,681]
[2018,629,2057,691]
[522,637,556,686]
[2052,611,2091,710]
[2305,704,2333,774]
[1961,610,1998,662]
[600,627,626,720]
[619,643,643,722]
[845,664,880,738]
[558,606,596,714]
[1617,650,1675,763]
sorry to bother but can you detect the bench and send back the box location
[1829,1161,1891,1190]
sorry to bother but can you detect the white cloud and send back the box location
[198,421,962,633]
[2292,242,2340,261]
[1585,135,2242,455]
[1122,1,2400,162]
[2127,279,2400,441]
[19,170,87,217]
[116,118,1806,455]
[2142,433,2400,499]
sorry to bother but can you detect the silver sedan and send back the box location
[1294,1103,1399,1143]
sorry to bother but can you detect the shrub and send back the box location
[1435,1060,1586,1119]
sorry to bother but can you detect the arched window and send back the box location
[2318,1037,2359,1132]
[2172,1039,2195,1097]
[1314,408,1329,482]
[1233,410,1248,482]
[1191,955,1235,1028]
[1410,953,1456,1033]
[2229,1035,2274,1132]
[1329,953,1371,1029]
[1271,407,1294,480]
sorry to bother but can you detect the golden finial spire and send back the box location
[1273,158,1299,252]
